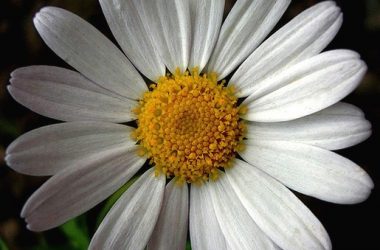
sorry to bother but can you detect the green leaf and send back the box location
[33,244,71,250]
[186,241,192,250]
[96,177,138,227]
[32,235,48,250]
[0,237,9,250]
[0,118,20,137]
[32,235,72,250]
[60,216,89,250]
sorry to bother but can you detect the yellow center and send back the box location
[133,68,245,184]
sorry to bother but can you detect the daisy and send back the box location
[5,0,374,249]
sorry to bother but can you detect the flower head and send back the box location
[5,0,373,249]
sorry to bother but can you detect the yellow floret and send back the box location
[133,68,245,184]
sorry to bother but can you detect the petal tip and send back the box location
[6,85,14,97]
[314,1,341,18]
[4,153,11,166]
[366,174,375,190]
[10,67,22,79]
[359,60,368,71]
[33,7,48,20]
[33,12,44,29]
[9,76,16,85]
[38,6,59,14]
[320,1,337,8]
[349,172,374,204]
[26,222,44,233]
[20,206,27,218]
[33,7,58,27]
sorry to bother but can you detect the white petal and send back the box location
[5,122,135,176]
[8,66,137,122]
[21,146,145,231]
[190,184,228,250]
[89,169,165,250]
[240,140,374,204]
[142,0,191,73]
[10,66,119,96]
[206,0,290,79]
[241,49,358,101]
[242,53,367,122]
[34,7,147,100]
[207,173,278,250]
[147,179,188,250]
[316,102,365,117]
[188,0,225,72]
[231,1,343,97]
[99,0,165,81]
[227,159,332,250]
[246,102,371,150]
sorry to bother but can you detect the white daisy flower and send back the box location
[5,0,374,249]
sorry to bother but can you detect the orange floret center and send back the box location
[133,68,245,184]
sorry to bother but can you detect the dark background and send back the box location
[0,0,379,249]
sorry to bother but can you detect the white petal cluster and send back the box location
[5,1,373,250]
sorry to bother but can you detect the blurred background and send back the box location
[0,0,379,249]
